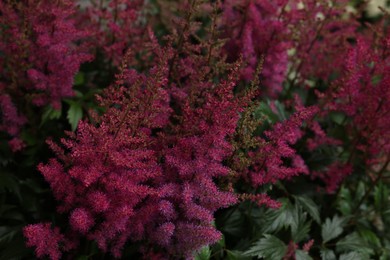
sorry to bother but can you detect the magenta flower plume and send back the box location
[249,105,318,186]
[221,0,290,97]
[0,0,91,149]
[23,223,65,260]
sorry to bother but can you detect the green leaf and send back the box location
[355,181,366,205]
[74,72,85,86]
[358,227,381,248]
[329,111,346,125]
[195,246,211,260]
[339,252,369,260]
[219,208,247,237]
[290,204,311,243]
[320,249,336,260]
[274,100,287,120]
[255,101,279,123]
[244,234,287,260]
[292,220,311,243]
[67,102,83,131]
[379,250,390,260]
[371,74,382,85]
[41,106,62,126]
[226,250,251,260]
[295,250,312,260]
[263,199,294,233]
[212,234,225,251]
[294,195,321,224]
[374,182,389,211]
[337,186,352,215]
[322,215,345,243]
[336,232,374,256]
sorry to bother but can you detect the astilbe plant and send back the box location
[227,94,318,208]
[0,0,91,151]
[26,46,172,258]
[23,14,252,256]
[313,29,390,192]
[19,0,390,259]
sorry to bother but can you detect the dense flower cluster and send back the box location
[249,105,318,186]
[313,31,390,191]
[285,0,358,82]
[24,223,65,260]
[222,0,290,96]
[25,36,250,257]
[78,0,146,66]
[0,0,91,151]
[9,0,389,259]
[332,36,390,161]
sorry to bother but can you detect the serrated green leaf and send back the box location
[244,234,287,260]
[358,227,381,248]
[337,186,352,215]
[195,246,211,260]
[219,208,246,237]
[322,215,344,243]
[291,204,311,243]
[263,199,294,233]
[294,195,321,224]
[295,250,312,260]
[339,252,369,260]
[320,249,336,260]
[336,232,374,256]
[67,102,83,131]
[292,220,311,243]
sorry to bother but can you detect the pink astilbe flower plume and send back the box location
[77,0,146,66]
[145,60,245,257]
[249,105,318,186]
[0,0,91,149]
[221,0,290,97]
[312,32,390,192]
[286,0,358,82]
[23,223,65,260]
[0,94,27,151]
